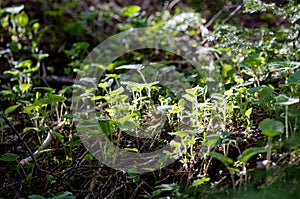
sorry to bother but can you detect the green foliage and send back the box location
[1,0,300,198]
[259,118,284,137]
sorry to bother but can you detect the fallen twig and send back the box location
[19,121,65,166]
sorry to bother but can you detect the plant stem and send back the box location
[285,105,289,139]
[266,137,272,169]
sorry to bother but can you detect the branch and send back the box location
[19,121,65,166]
[0,74,77,87]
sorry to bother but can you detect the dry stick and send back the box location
[1,114,42,170]
[168,0,181,10]
[19,121,65,165]
[0,74,77,86]
[204,6,228,28]
[104,184,125,199]
[201,4,242,45]
[0,113,79,192]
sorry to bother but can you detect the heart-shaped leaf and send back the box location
[259,118,284,137]
[288,70,300,86]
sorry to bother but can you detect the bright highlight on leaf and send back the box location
[122,5,141,17]
[192,177,210,187]
[20,83,31,91]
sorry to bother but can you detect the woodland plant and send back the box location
[0,0,300,198]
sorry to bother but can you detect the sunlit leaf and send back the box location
[192,177,210,187]
[33,53,49,61]
[122,5,141,17]
[110,87,124,96]
[15,60,32,69]
[20,83,31,91]
[245,107,252,117]
[17,11,29,26]
[23,105,36,114]
[33,87,55,93]
[124,148,138,153]
[23,127,41,133]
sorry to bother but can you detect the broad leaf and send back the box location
[210,151,233,166]
[122,5,141,17]
[259,118,284,137]
[20,83,31,91]
[192,177,210,187]
[288,70,300,86]
[0,153,19,162]
[202,134,220,148]
[5,104,20,114]
[238,147,266,163]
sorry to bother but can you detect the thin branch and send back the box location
[0,114,42,170]
[19,121,65,166]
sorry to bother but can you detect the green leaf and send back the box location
[16,60,32,69]
[185,85,199,95]
[28,195,45,199]
[245,107,252,117]
[23,105,36,114]
[98,119,114,136]
[238,147,266,163]
[50,191,75,199]
[33,53,49,61]
[17,11,29,26]
[288,70,300,86]
[209,151,233,166]
[51,131,64,143]
[33,87,55,93]
[192,177,210,187]
[4,104,20,114]
[110,87,124,96]
[8,42,22,52]
[259,118,284,137]
[38,94,66,104]
[23,127,41,133]
[68,135,81,148]
[124,148,138,152]
[175,131,189,137]
[20,83,31,91]
[80,11,98,20]
[178,99,185,107]
[202,134,220,148]
[0,153,19,162]
[122,5,141,17]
